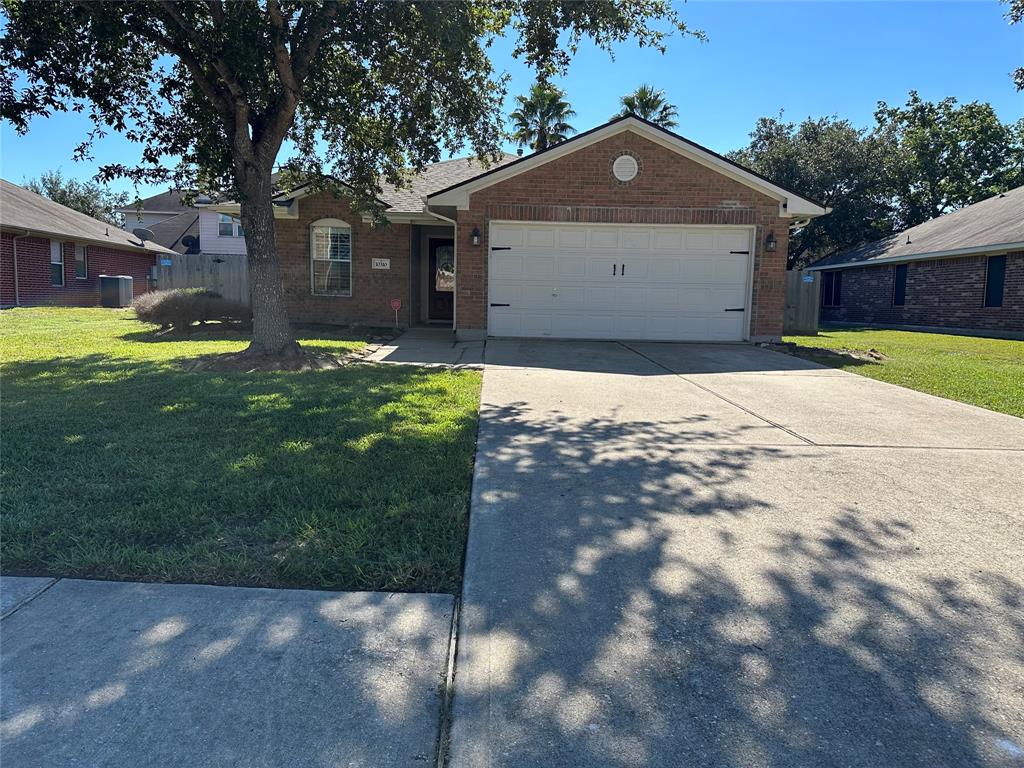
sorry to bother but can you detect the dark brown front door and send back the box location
[428,238,455,321]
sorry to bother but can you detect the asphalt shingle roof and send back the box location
[811,185,1024,269]
[116,188,193,215]
[1,179,176,255]
[376,154,519,213]
[147,212,200,254]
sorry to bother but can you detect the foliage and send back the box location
[873,91,1020,227]
[732,92,1024,269]
[0,307,479,592]
[614,83,678,128]
[0,1,696,355]
[1006,0,1024,90]
[132,288,252,331]
[23,169,128,226]
[509,81,577,151]
[783,328,1024,418]
[729,115,892,269]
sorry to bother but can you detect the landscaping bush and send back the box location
[132,288,251,332]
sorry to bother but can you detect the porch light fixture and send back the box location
[765,231,777,252]
[471,227,481,246]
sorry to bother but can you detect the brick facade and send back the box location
[273,193,414,327]
[1,230,156,307]
[821,251,1024,334]
[452,132,792,339]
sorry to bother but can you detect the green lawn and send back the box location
[1,308,481,592]
[783,327,1024,418]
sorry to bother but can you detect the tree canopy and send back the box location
[615,84,678,129]
[23,170,129,227]
[1,0,694,356]
[1006,0,1023,90]
[731,92,1024,269]
[509,81,577,152]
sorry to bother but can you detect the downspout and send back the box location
[11,229,30,307]
[429,210,458,332]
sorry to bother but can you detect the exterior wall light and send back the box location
[471,227,481,246]
[765,231,777,252]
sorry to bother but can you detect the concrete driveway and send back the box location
[449,340,1024,768]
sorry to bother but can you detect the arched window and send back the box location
[310,218,352,296]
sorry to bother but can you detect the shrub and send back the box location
[132,288,251,332]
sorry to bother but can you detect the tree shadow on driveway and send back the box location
[451,399,1024,767]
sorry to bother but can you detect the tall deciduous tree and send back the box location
[874,91,1018,228]
[732,93,1024,269]
[728,115,892,270]
[509,81,576,152]
[24,170,129,227]
[615,84,678,128]
[1,0,693,356]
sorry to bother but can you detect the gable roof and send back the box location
[426,115,829,218]
[147,212,200,254]
[1,179,176,255]
[116,189,192,216]
[809,185,1024,270]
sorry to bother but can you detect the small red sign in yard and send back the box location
[390,298,402,311]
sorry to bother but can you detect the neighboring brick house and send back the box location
[809,186,1024,339]
[1,180,174,307]
[214,116,828,341]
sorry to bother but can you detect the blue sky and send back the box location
[1,1,1020,199]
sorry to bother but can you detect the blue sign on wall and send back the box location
[160,258,173,266]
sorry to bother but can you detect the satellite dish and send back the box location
[181,235,200,254]
[133,227,155,243]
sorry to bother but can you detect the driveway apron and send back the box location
[448,339,1024,768]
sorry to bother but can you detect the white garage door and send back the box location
[487,222,753,341]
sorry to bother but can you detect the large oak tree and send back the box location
[1,0,693,355]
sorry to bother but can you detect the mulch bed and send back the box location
[767,341,887,366]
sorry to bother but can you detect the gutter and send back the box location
[11,229,30,306]
[807,240,1024,271]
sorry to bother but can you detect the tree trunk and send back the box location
[236,170,300,357]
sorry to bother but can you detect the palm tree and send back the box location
[615,84,679,129]
[509,82,577,152]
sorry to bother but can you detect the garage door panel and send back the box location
[491,225,524,247]
[487,223,751,342]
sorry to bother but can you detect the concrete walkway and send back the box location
[1,578,454,768]
[449,340,1024,768]
[364,327,483,367]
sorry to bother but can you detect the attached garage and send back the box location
[425,115,829,342]
[487,222,754,341]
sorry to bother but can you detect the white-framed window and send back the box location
[310,218,352,297]
[50,241,64,287]
[218,213,244,237]
[74,244,88,280]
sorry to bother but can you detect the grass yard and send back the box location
[783,327,1024,418]
[1,308,481,592]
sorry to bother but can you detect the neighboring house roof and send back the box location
[1,179,176,255]
[116,189,192,217]
[426,115,829,218]
[147,212,200,254]
[809,185,1024,270]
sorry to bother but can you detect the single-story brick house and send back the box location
[808,186,1023,339]
[1,179,175,307]
[215,116,828,342]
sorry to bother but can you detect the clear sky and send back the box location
[1,1,1020,199]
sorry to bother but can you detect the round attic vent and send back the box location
[612,153,639,182]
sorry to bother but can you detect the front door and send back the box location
[428,238,455,322]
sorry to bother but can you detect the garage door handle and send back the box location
[724,307,745,312]
[490,303,510,307]
[491,246,511,251]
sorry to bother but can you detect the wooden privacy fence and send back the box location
[783,269,820,335]
[153,252,250,305]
